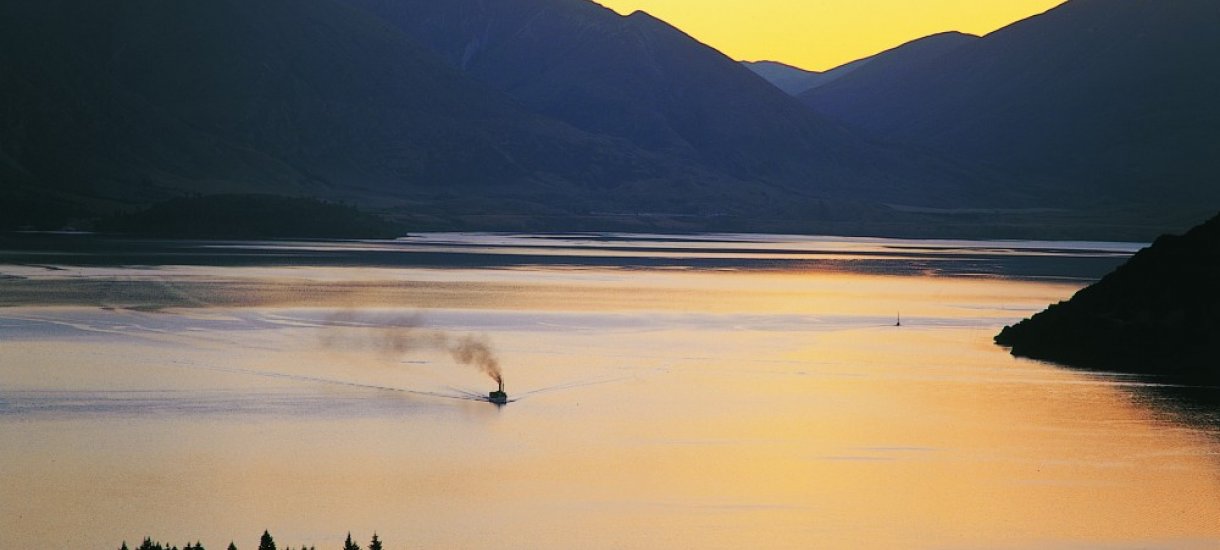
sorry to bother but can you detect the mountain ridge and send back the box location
[0,0,756,228]
[799,0,1220,223]
[741,59,868,96]
[3,0,1212,239]
[350,0,1025,209]
[798,31,978,115]
[745,31,975,98]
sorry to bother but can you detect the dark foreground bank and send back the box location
[996,212,1220,383]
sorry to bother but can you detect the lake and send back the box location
[2,233,1218,549]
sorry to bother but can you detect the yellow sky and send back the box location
[595,0,1066,71]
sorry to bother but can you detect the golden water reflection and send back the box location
[1,263,1218,549]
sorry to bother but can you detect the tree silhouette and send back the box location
[131,538,186,550]
[259,530,276,550]
[118,531,371,550]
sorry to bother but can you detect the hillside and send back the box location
[798,32,977,118]
[741,60,867,96]
[748,33,974,99]
[799,0,1220,225]
[5,0,1209,238]
[996,212,1220,383]
[0,0,745,228]
[97,194,403,239]
[349,0,1016,209]
[741,61,829,96]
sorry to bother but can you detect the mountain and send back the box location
[741,59,867,96]
[0,0,744,229]
[996,212,1220,383]
[799,0,1220,225]
[348,0,1012,209]
[741,61,827,96]
[353,0,859,179]
[11,0,1179,237]
[797,31,977,115]
[746,33,973,99]
[1,0,1025,235]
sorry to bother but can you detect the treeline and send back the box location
[0,191,89,231]
[97,194,404,239]
[120,530,383,550]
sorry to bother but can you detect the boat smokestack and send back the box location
[489,378,508,405]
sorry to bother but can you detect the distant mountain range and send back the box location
[0,0,736,230]
[354,0,851,183]
[795,32,978,111]
[1,0,1216,238]
[740,59,867,96]
[350,0,1003,210]
[799,0,1220,229]
[743,32,975,98]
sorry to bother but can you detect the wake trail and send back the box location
[163,360,488,403]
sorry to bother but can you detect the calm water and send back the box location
[2,233,1218,549]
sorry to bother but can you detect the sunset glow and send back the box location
[5,1,1218,547]
[596,0,1067,70]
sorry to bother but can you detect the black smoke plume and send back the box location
[321,312,503,387]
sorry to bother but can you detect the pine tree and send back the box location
[228,543,238,550]
[120,542,130,550]
[367,533,382,550]
[259,530,277,550]
[342,532,361,550]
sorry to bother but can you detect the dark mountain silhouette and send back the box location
[741,59,868,96]
[748,33,974,98]
[799,0,1220,226]
[996,212,1220,383]
[8,0,1203,238]
[348,0,1016,209]
[797,31,977,114]
[0,0,747,229]
[741,61,826,96]
[354,0,830,176]
[0,0,1029,235]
